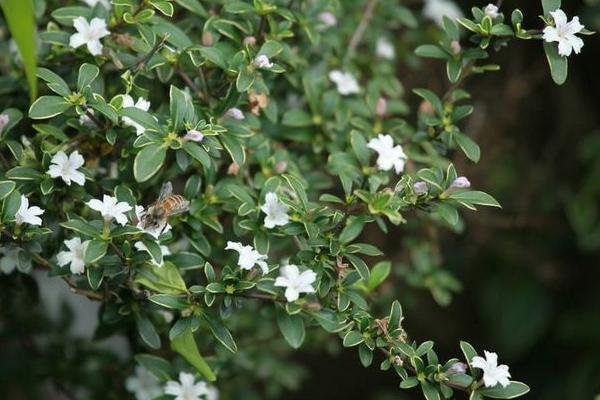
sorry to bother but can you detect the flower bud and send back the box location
[450,176,471,189]
[317,12,337,28]
[484,3,500,19]
[224,107,245,120]
[413,181,428,195]
[274,160,288,174]
[447,362,467,375]
[184,129,204,142]
[394,356,403,366]
[450,40,461,55]
[227,162,240,176]
[375,97,387,117]
[243,36,257,46]
[254,54,273,69]
[419,100,435,115]
[0,113,10,132]
[202,31,214,46]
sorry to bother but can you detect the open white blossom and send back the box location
[47,150,86,186]
[57,237,89,275]
[261,192,289,229]
[87,195,132,225]
[0,246,19,274]
[543,9,584,57]
[15,195,44,226]
[423,0,463,27]
[225,241,269,275]
[274,264,316,302]
[224,107,245,120]
[69,17,110,56]
[484,4,499,19]
[254,54,274,69]
[125,366,163,400]
[122,95,151,135]
[164,372,209,400]
[367,134,407,174]
[471,351,511,388]
[205,386,219,400]
[81,0,111,10]
[135,205,172,238]
[329,70,360,96]
[376,38,395,60]
[134,241,171,267]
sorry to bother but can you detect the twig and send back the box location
[133,34,169,74]
[347,0,380,59]
[176,69,206,100]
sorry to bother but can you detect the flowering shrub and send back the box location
[0,0,592,399]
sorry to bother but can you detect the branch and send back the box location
[133,34,169,74]
[347,0,380,59]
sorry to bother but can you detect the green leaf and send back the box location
[541,0,561,16]
[1,0,37,100]
[400,376,419,389]
[282,173,308,208]
[135,261,188,294]
[87,265,104,290]
[173,0,207,16]
[415,45,449,59]
[77,63,100,91]
[454,132,481,162]
[345,254,370,282]
[182,141,212,170]
[389,300,403,329]
[151,0,174,16]
[61,219,100,238]
[6,166,42,181]
[2,190,21,222]
[0,181,16,200]
[413,89,443,115]
[121,107,160,132]
[339,217,365,244]
[148,294,189,309]
[37,68,70,97]
[421,381,441,400]
[367,261,391,291]
[203,314,238,353]
[358,343,373,367]
[236,66,255,92]
[447,59,462,83]
[134,354,174,381]
[134,143,167,182]
[342,330,364,347]
[29,96,72,119]
[282,108,312,127]
[219,133,245,166]
[84,239,108,264]
[350,131,371,166]
[259,40,283,57]
[432,202,459,226]
[480,381,530,399]
[543,42,568,85]
[135,312,161,349]
[276,307,305,349]
[169,85,190,131]
[449,191,501,208]
[170,328,216,381]
[460,340,478,370]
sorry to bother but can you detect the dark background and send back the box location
[290,1,600,399]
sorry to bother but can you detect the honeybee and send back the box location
[140,182,190,234]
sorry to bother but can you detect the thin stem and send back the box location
[347,0,379,59]
[133,34,169,74]
[177,69,206,100]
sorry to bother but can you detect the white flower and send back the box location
[47,150,86,186]
[254,54,273,69]
[135,205,172,238]
[205,386,219,400]
[126,366,163,400]
[0,246,19,274]
[367,134,407,174]
[15,195,44,226]
[87,195,132,226]
[471,351,511,388]
[225,241,269,275]
[450,176,471,189]
[274,264,316,302]
[317,11,337,29]
[224,107,245,120]
[184,129,204,142]
[56,237,89,274]
[134,241,171,267]
[376,38,395,60]
[484,4,499,19]
[122,95,151,135]
[423,0,463,27]
[69,17,110,56]
[0,113,10,133]
[543,9,585,57]
[329,70,360,96]
[81,0,111,10]
[260,192,289,229]
[164,372,209,400]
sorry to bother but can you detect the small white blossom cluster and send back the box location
[368,134,408,174]
[126,369,218,400]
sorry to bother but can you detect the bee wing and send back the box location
[166,198,190,216]
[158,181,173,201]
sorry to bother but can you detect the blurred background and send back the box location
[1,0,599,399]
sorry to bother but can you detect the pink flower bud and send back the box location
[413,181,428,195]
[451,176,471,189]
[375,97,387,117]
[0,113,10,132]
[318,12,337,28]
[274,161,288,174]
[184,129,204,142]
[450,40,461,55]
[224,107,245,120]
[447,362,467,375]
[243,36,257,46]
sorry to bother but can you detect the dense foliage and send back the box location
[0,0,591,399]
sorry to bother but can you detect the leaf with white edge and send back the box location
[84,239,108,264]
[60,219,101,238]
[454,132,481,162]
[449,191,501,208]
[421,381,441,400]
[480,381,531,399]
[543,42,568,85]
[0,181,16,200]
[170,327,216,381]
[148,294,189,309]
[37,68,70,97]
[203,314,238,353]
[135,312,161,349]
[413,88,443,115]
[29,96,72,119]
[77,63,100,91]
[389,300,403,329]
[342,330,364,347]
[134,143,167,182]
[460,340,478,371]
[367,261,391,291]
[135,354,174,381]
